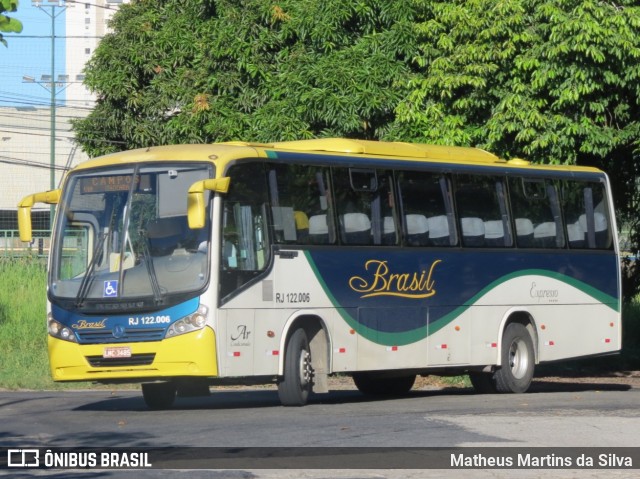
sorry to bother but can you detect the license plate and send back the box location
[103,346,132,359]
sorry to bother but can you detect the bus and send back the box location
[18,138,621,408]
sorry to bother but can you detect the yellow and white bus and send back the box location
[18,138,621,408]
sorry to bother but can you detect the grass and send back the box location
[0,257,93,390]
[0,257,639,390]
[0,257,53,389]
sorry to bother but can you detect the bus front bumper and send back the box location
[48,327,218,381]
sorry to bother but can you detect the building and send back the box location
[0,105,90,230]
[65,0,125,107]
[0,0,127,235]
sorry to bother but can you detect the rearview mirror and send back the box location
[187,177,230,228]
[17,189,61,242]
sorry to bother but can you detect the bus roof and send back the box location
[229,138,501,163]
[74,138,603,174]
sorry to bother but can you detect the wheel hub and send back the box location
[299,350,313,387]
[509,338,529,379]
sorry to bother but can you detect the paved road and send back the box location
[1,379,639,478]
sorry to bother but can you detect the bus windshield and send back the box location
[49,163,213,311]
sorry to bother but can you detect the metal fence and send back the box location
[0,230,51,258]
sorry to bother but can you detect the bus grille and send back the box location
[86,353,156,368]
[75,328,165,344]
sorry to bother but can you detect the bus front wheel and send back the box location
[142,381,177,410]
[278,328,313,406]
[494,323,535,393]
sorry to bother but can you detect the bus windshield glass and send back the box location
[49,163,213,311]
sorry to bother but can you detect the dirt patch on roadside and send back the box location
[529,370,640,392]
[535,370,640,385]
[327,371,640,391]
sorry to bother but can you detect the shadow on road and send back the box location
[529,379,631,393]
[70,377,632,412]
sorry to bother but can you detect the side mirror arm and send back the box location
[187,177,230,229]
[17,189,61,242]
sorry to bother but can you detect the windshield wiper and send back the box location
[75,231,108,307]
[139,230,164,305]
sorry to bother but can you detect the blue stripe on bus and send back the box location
[51,297,200,343]
[305,250,619,345]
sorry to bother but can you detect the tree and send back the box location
[390,0,640,298]
[0,0,23,47]
[72,0,415,156]
[392,1,640,162]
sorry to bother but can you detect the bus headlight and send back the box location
[48,313,77,343]
[165,304,208,338]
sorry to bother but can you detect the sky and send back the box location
[1,1,67,107]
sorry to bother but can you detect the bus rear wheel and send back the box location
[352,373,416,396]
[142,381,177,410]
[494,323,535,393]
[278,328,313,406]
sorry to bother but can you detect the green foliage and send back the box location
[0,0,23,47]
[393,0,640,163]
[0,258,50,388]
[73,0,415,156]
[0,258,98,389]
[390,0,640,299]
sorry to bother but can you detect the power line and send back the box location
[0,99,95,114]
[0,155,71,171]
[0,98,97,111]
[68,0,127,11]
[1,35,105,39]
[0,114,86,126]
[0,127,127,146]
[0,99,92,110]
[0,128,79,140]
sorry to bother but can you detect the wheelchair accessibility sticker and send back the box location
[103,280,118,298]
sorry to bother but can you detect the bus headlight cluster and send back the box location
[48,313,77,343]
[165,304,208,338]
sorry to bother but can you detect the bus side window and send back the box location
[509,177,565,249]
[397,171,456,247]
[220,162,271,299]
[455,175,512,248]
[371,171,398,246]
[307,168,336,245]
[331,167,369,245]
[329,168,397,246]
[268,163,334,245]
[561,180,613,250]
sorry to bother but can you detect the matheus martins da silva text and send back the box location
[451,452,633,468]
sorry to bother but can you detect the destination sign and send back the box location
[80,174,153,194]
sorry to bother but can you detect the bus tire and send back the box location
[469,372,498,394]
[142,381,177,410]
[494,323,535,393]
[278,328,313,406]
[353,373,416,396]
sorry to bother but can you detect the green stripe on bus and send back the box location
[304,251,619,346]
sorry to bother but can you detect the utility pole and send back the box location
[30,0,67,226]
